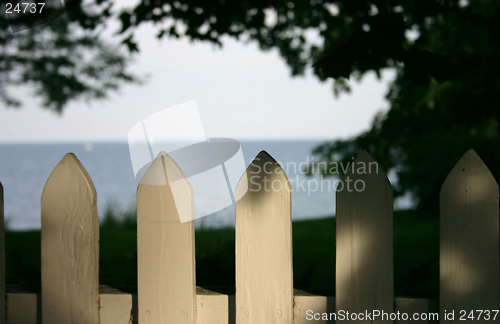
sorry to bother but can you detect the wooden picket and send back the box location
[40,153,99,324]
[440,149,500,322]
[137,151,196,324]
[235,151,293,324]
[0,182,5,324]
[335,151,394,322]
[2,149,500,324]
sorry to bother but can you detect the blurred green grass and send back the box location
[5,208,438,297]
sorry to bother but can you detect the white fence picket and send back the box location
[0,182,5,324]
[41,153,99,324]
[440,149,499,322]
[336,151,393,323]
[5,147,500,324]
[137,152,196,324]
[235,151,293,324]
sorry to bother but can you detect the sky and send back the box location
[0,7,396,143]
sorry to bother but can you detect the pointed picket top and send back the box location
[441,148,496,194]
[440,149,499,318]
[0,182,5,324]
[138,151,194,223]
[339,150,391,184]
[43,153,97,200]
[137,151,196,324]
[235,150,293,324]
[41,153,99,324]
[336,150,394,320]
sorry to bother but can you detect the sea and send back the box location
[0,141,411,231]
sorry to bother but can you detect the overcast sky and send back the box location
[0,11,395,143]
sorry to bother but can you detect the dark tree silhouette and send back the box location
[115,0,500,213]
[0,0,141,113]
[5,0,498,212]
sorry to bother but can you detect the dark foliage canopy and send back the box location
[116,0,500,213]
[1,0,140,113]
[5,0,499,212]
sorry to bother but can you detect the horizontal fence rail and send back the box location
[0,149,498,323]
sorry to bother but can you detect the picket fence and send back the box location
[0,148,498,324]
